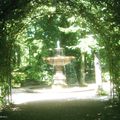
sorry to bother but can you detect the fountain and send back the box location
[43,40,75,88]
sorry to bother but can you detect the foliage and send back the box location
[0,0,120,107]
[97,87,108,96]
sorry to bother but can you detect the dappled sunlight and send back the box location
[12,83,110,105]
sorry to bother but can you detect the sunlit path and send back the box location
[12,83,110,104]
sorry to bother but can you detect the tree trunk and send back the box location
[94,52,102,89]
[80,52,86,85]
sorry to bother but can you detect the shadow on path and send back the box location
[1,99,120,120]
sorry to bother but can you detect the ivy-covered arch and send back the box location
[0,0,120,107]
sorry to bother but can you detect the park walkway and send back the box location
[2,98,120,120]
[11,83,110,104]
[1,82,120,120]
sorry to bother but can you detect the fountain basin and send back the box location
[43,56,75,66]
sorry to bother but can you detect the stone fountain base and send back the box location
[52,71,67,88]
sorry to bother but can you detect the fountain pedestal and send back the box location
[53,66,67,87]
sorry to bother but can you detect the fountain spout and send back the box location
[56,40,63,56]
[57,40,60,49]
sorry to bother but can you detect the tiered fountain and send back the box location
[43,41,75,88]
